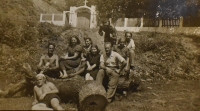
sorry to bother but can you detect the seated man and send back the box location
[124,32,135,70]
[37,43,59,78]
[96,42,127,103]
[31,74,64,110]
[113,38,130,80]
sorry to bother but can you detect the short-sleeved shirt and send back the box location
[126,39,135,50]
[113,45,129,59]
[100,51,125,67]
[67,45,82,58]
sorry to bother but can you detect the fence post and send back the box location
[179,16,183,27]
[140,17,143,27]
[159,18,162,27]
[40,14,43,22]
[52,14,55,22]
[124,18,128,28]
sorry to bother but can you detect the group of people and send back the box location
[32,20,135,110]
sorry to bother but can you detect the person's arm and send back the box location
[37,55,45,70]
[124,57,130,72]
[109,26,117,40]
[86,61,92,70]
[119,60,127,74]
[81,53,86,61]
[65,52,79,60]
[49,55,59,70]
[116,53,127,74]
[68,67,85,77]
[32,87,38,106]
[129,39,135,50]
[91,64,97,69]
[98,25,103,36]
[99,55,106,69]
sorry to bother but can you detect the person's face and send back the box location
[48,45,54,54]
[36,76,45,87]
[119,39,126,47]
[71,37,77,45]
[85,39,91,47]
[91,47,97,55]
[105,44,112,54]
[104,21,109,27]
[125,33,132,41]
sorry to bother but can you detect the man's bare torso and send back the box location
[35,82,52,100]
[42,54,58,67]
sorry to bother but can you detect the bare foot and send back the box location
[61,73,69,79]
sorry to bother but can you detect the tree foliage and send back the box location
[64,0,200,20]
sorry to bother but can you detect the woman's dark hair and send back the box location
[69,36,81,46]
[125,32,132,37]
[84,37,93,45]
[90,44,100,54]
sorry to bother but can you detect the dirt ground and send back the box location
[0,79,199,111]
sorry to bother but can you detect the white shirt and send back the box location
[100,51,125,67]
[126,39,135,50]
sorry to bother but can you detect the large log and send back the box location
[79,81,107,111]
[0,63,135,111]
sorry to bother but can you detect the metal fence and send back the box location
[162,18,180,27]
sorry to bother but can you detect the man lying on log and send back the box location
[96,42,127,103]
[37,43,60,78]
[0,61,86,98]
[31,74,64,110]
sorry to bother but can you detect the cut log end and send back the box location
[79,81,108,111]
[79,94,108,111]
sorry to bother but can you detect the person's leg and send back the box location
[85,73,90,80]
[31,103,53,110]
[59,61,68,78]
[129,49,135,70]
[106,70,119,103]
[89,76,94,80]
[96,69,105,84]
[51,98,64,110]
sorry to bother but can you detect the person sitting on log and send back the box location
[96,42,127,103]
[31,74,64,110]
[85,45,101,80]
[113,38,130,80]
[81,37,93,61]
[59,36,83,78]
[124,32,135,70]
[37,43,60,78]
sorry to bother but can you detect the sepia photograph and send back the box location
[0,0,200,110]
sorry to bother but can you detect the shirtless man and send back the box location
[31,74,64,110]
[37,43,59,78]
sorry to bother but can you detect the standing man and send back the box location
[124,32,135,70]
[31,74,64,110]
[98,20,117,46]
[37,43,59,78]
[96,42,127,103]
